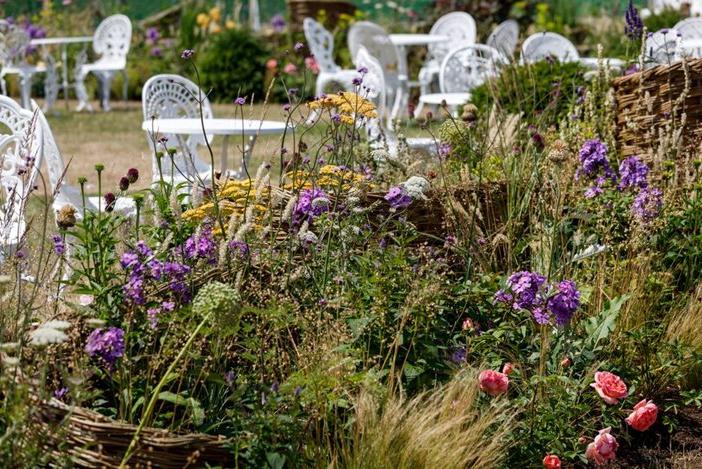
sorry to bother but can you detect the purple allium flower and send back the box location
[119,176,130,191]
[180,48,194,59]
[384,186,413,209]
[632,187,663,222]
[85,327,125,369]
[234,97,246,105]
[625,0,644,41]
[293,188,330,225]
[547,280,581,326]
[52,235,65,256]
[127,168,139,184]
[270,14,286,33]
[618,156,649,190]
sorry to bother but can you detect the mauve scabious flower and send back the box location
[618,156,649,190]
[85,327,125,369]
[632,187,663,222]
[270,14,286,32]
[234,97,246,105]
[181,48,194,59]
[384,186,413,209]
[293,188,330,225]
[547,280,581,326]
[52,235,64,256]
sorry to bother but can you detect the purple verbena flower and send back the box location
[181,48,194,59]
[270,14,286,33]
[85,327,125,370]
[52,235,65,256]
[618,156,649,190]
[632,187,663,222]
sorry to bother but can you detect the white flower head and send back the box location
[30,327,68,346]
[311,197,330,209]
[401,176,431,200]
[41,320,71,331]
[298,230,319,245]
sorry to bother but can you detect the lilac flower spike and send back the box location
[632,187,663,222]
[618,156,649,190]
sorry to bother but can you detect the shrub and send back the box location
[197,28,268,102]
[471,61,587,126]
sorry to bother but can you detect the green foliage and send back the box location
[644,8,685,33]
[197,28,268,102]
[471,61,587,126]
[655,196,702,292]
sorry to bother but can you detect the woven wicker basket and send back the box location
[34,398,232,468]
[287,0,356,30]
[612,58,702,159]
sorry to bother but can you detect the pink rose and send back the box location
[590,371,628,404]
[543,454,561,469]
[585,427,618,466]
[625,399,658,431]
[283,62,298,75]
[305,56,320,74]
[502,362,514,375]
[478,369,509,396]
[266,59,278,70]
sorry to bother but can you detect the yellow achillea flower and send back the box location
[308,92,377,124]
[283,164,370,192]
[196,13,210,28]
[181,179,270,223]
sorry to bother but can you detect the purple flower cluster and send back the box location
[85,327,125,369]
[576,139,616,198]
[270,14,286,33]
[632,187,663,222]
[495,271,581,326]
[184,226,217,264]
[228,240,250,258]
[625,0,644,41]
[52,235,65,256]
[121,240,192,306]
[618,156,649,190]
[384,186,413,209]
[293,188,330,225]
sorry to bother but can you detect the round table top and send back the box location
[680,38,702,48]
[578,57,626,69]
[389,34,450,47]
[418,92,471,106]
[30,36,93,46]
[142,118,292,136]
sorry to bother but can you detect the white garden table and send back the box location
[679,38,702,58]
[578,57,626,71]
[30,36,93,110]
[388,34,449,119]
[142,118,292,177]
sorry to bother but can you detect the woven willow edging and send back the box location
[612,58,702,159]
[33,398,232,468]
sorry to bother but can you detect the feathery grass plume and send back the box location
[667,282,702,389]
[334,367,514,469]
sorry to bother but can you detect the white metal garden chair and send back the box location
[644,29,682,67]
[674,18,702,57]
[0,21,58,111]
[354,47,436,159]
[142,74,218,187]
[303,18,357,97]
[32,102,136,220]
[520,32,579,64]
[348,21,407,126]
[0,95,42,261]
[486,20,520,59]
[418,44,502,115]
[417,12,477,98]
[75,14,132,112]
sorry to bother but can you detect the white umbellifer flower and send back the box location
[371,148,390,162]
[298,230,319,245]
[311,197,330,209]
[402,176,431,200]
[41,320,71,331]
[30,327,68,346]
[86,318,106,328]
[0,342,19,352]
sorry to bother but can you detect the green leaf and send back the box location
[403,362,424,380]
